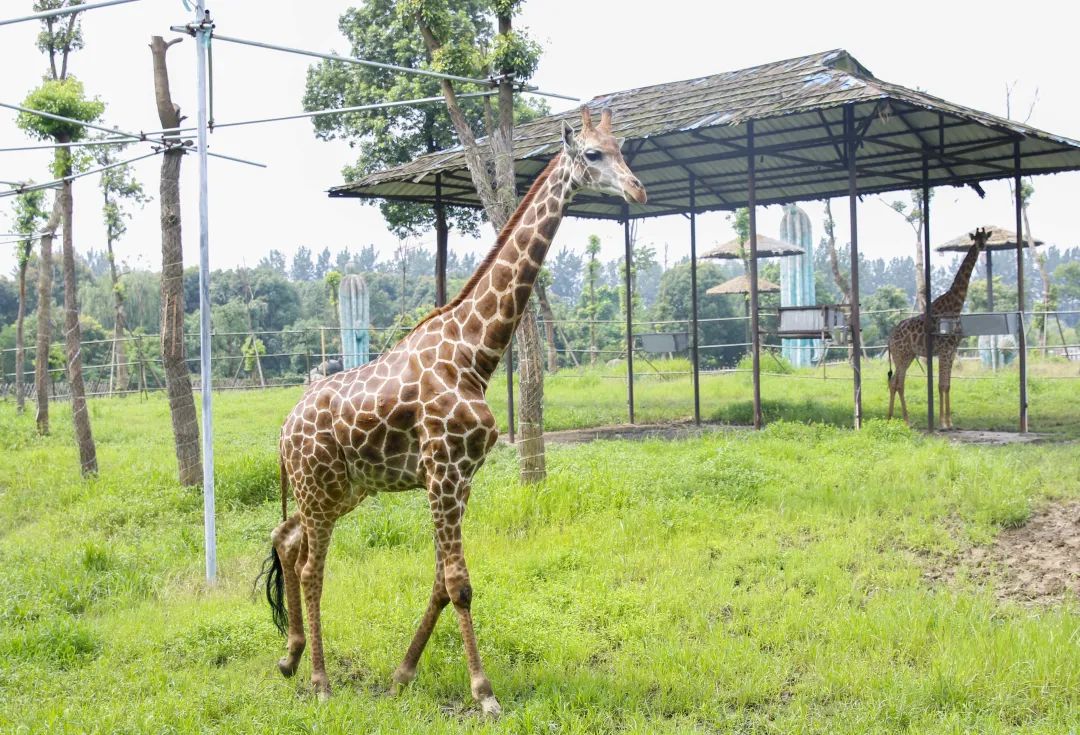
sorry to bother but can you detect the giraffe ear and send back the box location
[561,120,578,154]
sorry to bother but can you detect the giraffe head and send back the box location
[561,107,647,205]
[970,227,990,250]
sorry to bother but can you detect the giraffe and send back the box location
[886,227,989,429]
[258,107,646,714]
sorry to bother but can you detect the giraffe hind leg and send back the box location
[268,513,307,678]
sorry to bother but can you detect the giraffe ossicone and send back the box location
[258,106,646,712]
[887,226,989,430]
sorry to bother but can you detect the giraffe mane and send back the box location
[406,152,565,334]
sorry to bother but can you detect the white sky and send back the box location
[1,0,1078,279]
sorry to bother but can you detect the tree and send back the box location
[315,247,333,279]
[19,75,104,475]
[259,249,287,275]
[398,0,547,482]
[10,189,47,414]
[548,245,584,303]
[291,246,315,282]
[151,34,202,486]
[822,198,850,303]
[585,234,602,364]
[90,142,148,393]
[884,190,933,312]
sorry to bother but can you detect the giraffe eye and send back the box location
[584,149,602,162]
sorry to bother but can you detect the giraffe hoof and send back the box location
[277,657,299,678]
[479,695,502,718]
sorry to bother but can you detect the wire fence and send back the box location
[1,308,1077,402]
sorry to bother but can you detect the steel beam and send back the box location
[689,174,701,425]
[922,154,935,432]
[624,213,635,424]
[846,105,864,429]
[747,120,762,429]
[1014,142,1028,432]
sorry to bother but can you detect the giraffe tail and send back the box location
[886,343,893,383]
[253,452,289,636]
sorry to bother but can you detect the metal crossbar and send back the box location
[0,0,141,27]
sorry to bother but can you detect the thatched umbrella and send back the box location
[705,274,781,296]
[701,233,805,260]
[935,225,1043,311]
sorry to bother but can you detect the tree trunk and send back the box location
[823,199,850,303]
[913,217,926,313]
[107,232,128,393]
[516,303,545,484]
[1024,204,1051,352]
[59,168,98,476]
[35,199,62,434]
[535,280,559,373]
[415,11,546,483]
[15,255,30,414]
[152,35,202,487]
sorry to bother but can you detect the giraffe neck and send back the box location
[447,153,574,383]
[932,240,981,315]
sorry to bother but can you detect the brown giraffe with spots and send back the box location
[886,227,989,429]
[259,107,646,714]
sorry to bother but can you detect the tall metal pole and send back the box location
[747,121,762,429]
[986,249,996,370]
[845,106,863,430]
[1014,142,1028,432]
[689,174,701,425]
[195,3,216,584]
[922,153,935,432]
[624,213,635,424]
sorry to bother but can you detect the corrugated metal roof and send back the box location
[329,49,1080,219]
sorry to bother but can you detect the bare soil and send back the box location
[933,500,1080,604]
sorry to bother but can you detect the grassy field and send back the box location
[1,386,1079,733]
[490,357,1080,438]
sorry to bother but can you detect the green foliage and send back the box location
[324,270,343,308]
[490,29,541,78]
[10,188,48,270]
[241,335,266,374]
[305,0,545,239]
[17,77,104,143]
[1054,261,1080,302]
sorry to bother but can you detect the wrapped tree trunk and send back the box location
[34,201,61,434]
[152,35,202,486]
[15,245,31,413]
[58,148,98,476]
[516,303,545,483]
[535,278,559,373]
[107,229,128,393]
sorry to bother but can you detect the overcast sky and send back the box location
[1,0,1078,280]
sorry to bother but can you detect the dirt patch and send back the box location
[503,420,741,445]
[933,500,1080,604]
[938,430,1048,446]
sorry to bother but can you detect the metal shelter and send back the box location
[330,48,1080,433]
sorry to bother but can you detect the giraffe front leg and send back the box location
[428,475,500,717]
[390,541,450,694]
[271,513,307,678]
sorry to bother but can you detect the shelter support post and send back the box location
[624,214,635,424]
[747,121,762,429]
[845,106,863,430]
[985,249,996,370]
[922,154,934,432]
[195,2,216,584]
[689,175,701,425]
[1014,142,1028,432]
[434,174,448,307]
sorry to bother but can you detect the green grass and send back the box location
[1,389,1079,733]
[489,357,1080,438]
